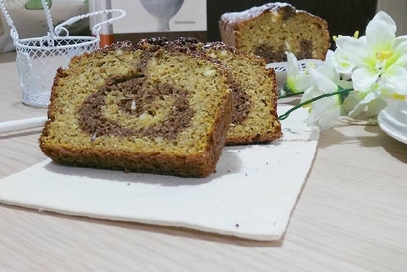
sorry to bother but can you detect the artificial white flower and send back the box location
[315,54,338,82]
[315,53,353,90]
[285,52,311,93]
[302,66,342,130]
[308,95,341,131]
[339,11,407,96]
[342,90,387,118]
[279,11,407,132]
[333,36,356,75]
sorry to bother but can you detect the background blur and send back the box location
[116,0,406,49]
[206,0,378,47]
[1,0,406,53]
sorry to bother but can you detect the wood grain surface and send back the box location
[1,52,407,271]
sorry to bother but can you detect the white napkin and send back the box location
[0,105,319,241]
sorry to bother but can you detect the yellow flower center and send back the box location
[390,93,406,100]
[333,31,358,42]
[376,50,393,60]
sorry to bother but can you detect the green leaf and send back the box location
[337,85,351,104]
[25,0,52,10]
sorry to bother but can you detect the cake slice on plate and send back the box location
[39,40,234,178]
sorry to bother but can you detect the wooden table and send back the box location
[1,52,407,271]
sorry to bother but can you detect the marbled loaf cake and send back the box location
[219,2,330,63]
[39,40,234,178]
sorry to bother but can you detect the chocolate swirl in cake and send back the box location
[228,79,250,125]
[78,75,194,141]
[254,39,312,63]
[76,42,199,141]
[79,73,194,140]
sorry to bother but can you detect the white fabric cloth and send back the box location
[0,105,319,241]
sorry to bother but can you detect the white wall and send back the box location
[377,0,407,35]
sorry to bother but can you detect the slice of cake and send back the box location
[39,41,234,178]
[172,37,281,145]
[219,2,330,63]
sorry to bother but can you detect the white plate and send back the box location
[377,101,407,145]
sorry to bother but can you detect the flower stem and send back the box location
[278,88,353,120]
[278,91,304,99]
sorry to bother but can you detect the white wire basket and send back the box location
[0,0,125,108]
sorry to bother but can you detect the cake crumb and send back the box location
[131,99,136,111]
[91,133,97,142]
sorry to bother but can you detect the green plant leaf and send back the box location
[25,0,52,10]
